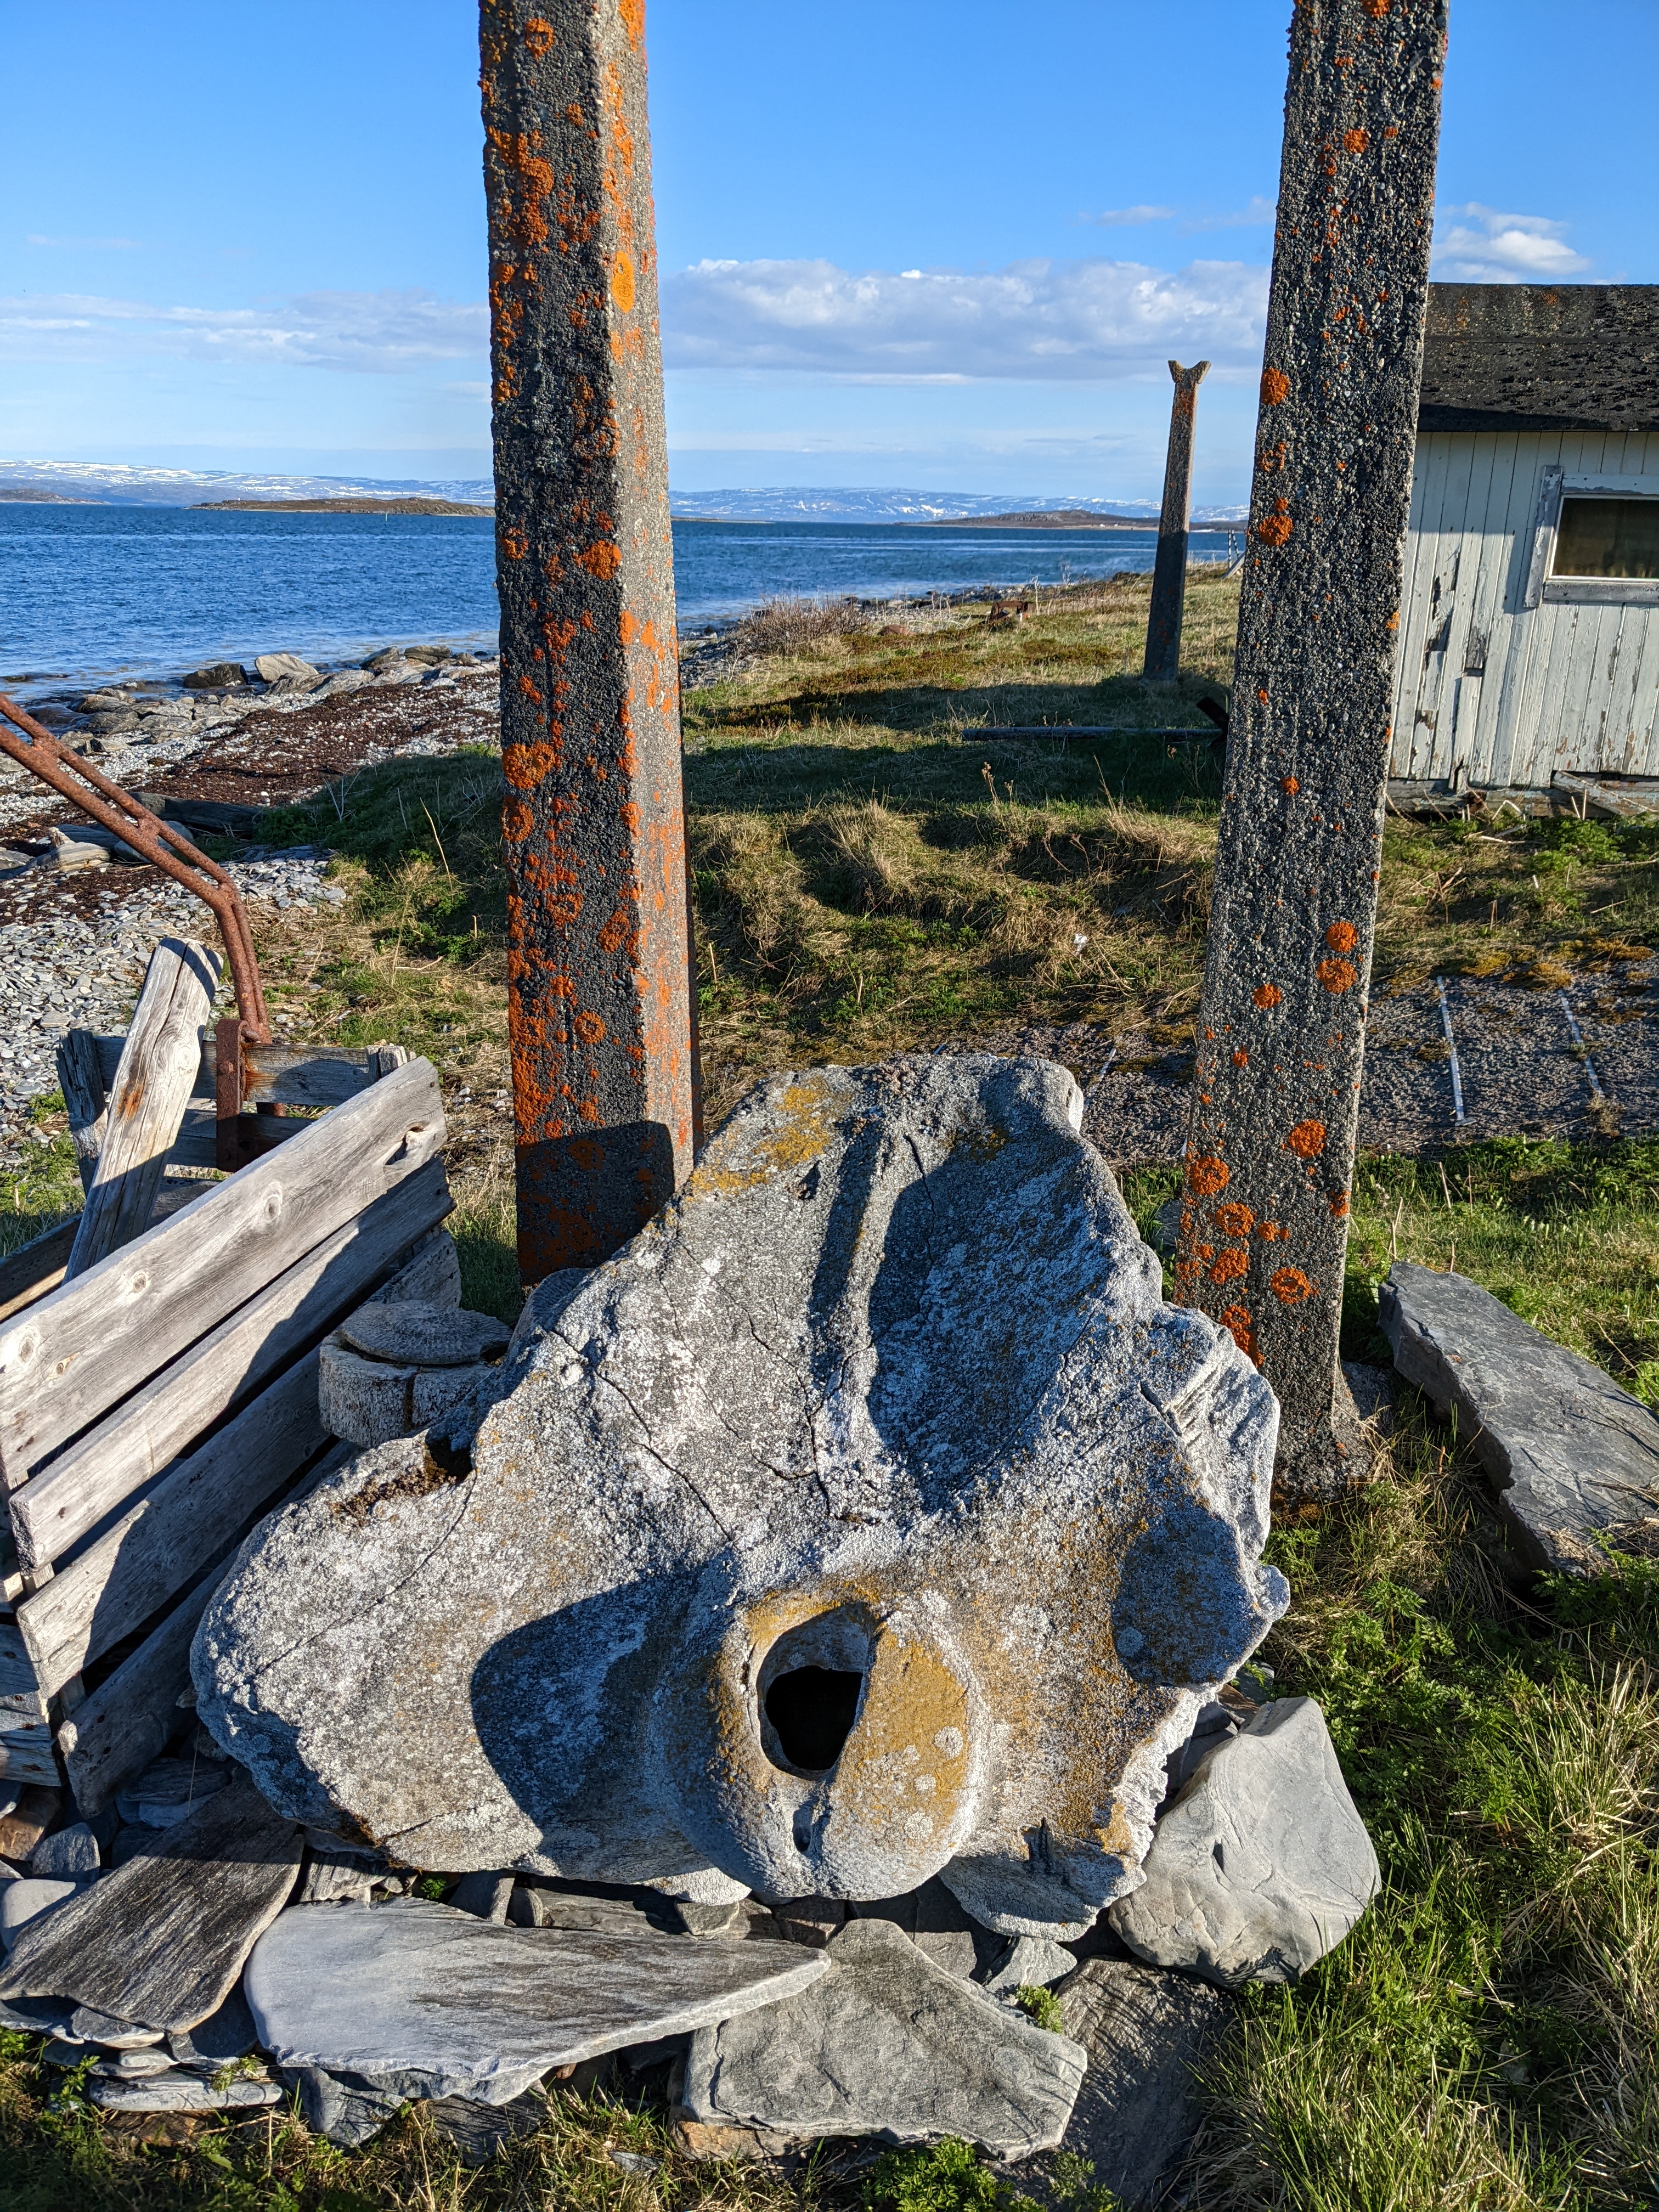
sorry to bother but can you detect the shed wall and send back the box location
[1390,429,1659,786]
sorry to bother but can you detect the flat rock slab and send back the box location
[1017,1958,1230,2208]
[245,1897,830,2107]
[0,1774,300,2031]
[88,2072,281,2112]
[682,1916,1085,2158]
[339,1302,511,1366]
[1110,1699,1378,1987]
[1381,1260,1659,1572]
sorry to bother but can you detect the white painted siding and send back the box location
[1389,430,1659,785]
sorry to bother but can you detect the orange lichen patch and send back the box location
[1271,1267,1314,1304]
[1362,0,1390,14]
[1215,1202,1255,1238]
[573,1010,607,1045]
[503,740,561,791]
[1282,776,1300,795]
[1344,127,1370,153]
[1328,1190,1350,1219]
[500,528,528,562]
[1285,1120,1327,1159]
[578,540,622,579]
[517,675,545,706]
[1325,921,1358,953]
[1232,1048,1250,1068]
[619,0,646,49]
[1256,1220,1288,1242]
[501,797,533,843]
[610,252,636,312]
[1254,984,1283,1010]
[1256,688,1268,704]
[1257,500,1293,548]
[1317,958,1358,995]
[1187,1155,1229,1197]
[1261,368,1290,405]
[1220,1304,1257,1359]
[1207,1246,1249,1285]
[524,14,555,54]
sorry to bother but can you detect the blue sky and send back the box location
[3,0,1654,506]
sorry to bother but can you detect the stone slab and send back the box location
[427,2090,550,2166]
[682,1915,1085,2158]
[1,1877,84,1950]
[1110,1699,1378,1987]
[31,1822,100,1877]
[338,1302,510,1367]
[1016,1958,1231,2208]
[0,1774,300,2030]
[1380,1260,1659,1572]
[88,2072,282,2112]
[244,1897,830,2107]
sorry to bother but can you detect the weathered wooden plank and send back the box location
[18,1351,330,1696]
[0,1721,59,1785]
[60,1444,356,1815]
[67,941,221,1282]
[0,1220,79,1325]
[0,1058,445,1487]
[0,1616,47,1717]
[57,1029,109,1196]
[92,1036,385,1110]
[11,1192,454,1571]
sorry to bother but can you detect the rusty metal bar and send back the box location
[1175,0,1448,1486]
[1143,359,1210,682]
[481,0,699,1286]
[0,696,271,1046]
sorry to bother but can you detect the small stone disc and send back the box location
[337,1302,511,1368]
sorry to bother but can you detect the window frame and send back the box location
[1533,470,1659,608]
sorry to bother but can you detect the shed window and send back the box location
[1553,496,1659,581]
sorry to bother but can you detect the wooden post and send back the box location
[1143,360,1209,682]
[481,0,699,1288]
[65,939,219,1282]
[1175,0,1448,1484]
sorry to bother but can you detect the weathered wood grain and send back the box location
[56,1030,108,1195]
[0,1221,78,1326]
[17,1352,331,1696]
[10,1175,453,1570]
[0,1617,47,1719]
[0,1720,59,1785]
[0,1773,301,2031]
[92,1035,389,1109]
[58,1446,358,1814]
[0,1059,445,1487]
[66,942,221,1282]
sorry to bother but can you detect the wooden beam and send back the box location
[89,1035,392,1110]
[1143,359,1210,683]
[0,1220,80,1325]
[66,941,221,1282]
[0,1058,445,1487]
[9,1182,454,1571]
[56,1030,109,1197]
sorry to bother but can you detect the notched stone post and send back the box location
[1176,0,1448,1482]
[481,0,699,1286]
[1143,359,1209,684]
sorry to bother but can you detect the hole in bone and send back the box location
[764,1668,865,1774]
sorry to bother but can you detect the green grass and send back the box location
[5,585,1659,2206]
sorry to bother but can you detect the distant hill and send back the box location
[0,487,100,503]
[0,460,495,507]
[194,496,492,516]
[667,487,1248,526]
[926,510,1153,529]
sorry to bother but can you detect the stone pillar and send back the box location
[481,0,699,1286]
[1175,0,1448,1480]
[1143,359,1209,683]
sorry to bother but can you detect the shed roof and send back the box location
[1419,285,1659,435]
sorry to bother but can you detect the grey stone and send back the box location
[642,1865,751,1907]
[0,1994,77,2035]
[769,1895,845,1949]
[1110,1697,1378,1987]
[0,1857,18,1882]
[1017,1958,1230,2209]
[110,1823,166,1867]
[339,1301,511,1367]
[88,2072,281,2112]
[253,652,320,686]
[506,1886,662,1936]
[182,662,249,690]
[317,1332,500,1446]
[450,1870,516,1922]
[683,1916,1084,2157]
[669,1898,746,1937]
[244,1896,830,2106]
[427,2089,549,2165]
[67,2005,165,2049]
[982,1936,1078,1998]
[168,1985,258,2067]
[291,2065,405,2146]
[0,1773,301,2030]
[300,1852,379,1905]
[913,1875,1001,1980]
[115,1757,229,1829]
[1165,1700,1239,1797]
[1,1877,86,1951]
[31,1822,100,1877]
[1381,1260,1659,1574]
[198,1057,1286,1939]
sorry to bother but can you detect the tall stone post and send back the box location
[1143,359,1209,682]
[1175,0,1448,1480]
[481,0,699,1287]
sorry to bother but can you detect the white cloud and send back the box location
[661,256,1268,382]
[1432,203,1590,281]
[1082,205,1175,227]
[0,289,488,372]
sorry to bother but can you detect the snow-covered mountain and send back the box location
[668,486,1248,524]
[0,459,495,507]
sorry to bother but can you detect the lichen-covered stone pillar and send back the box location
[1176,0,1448,1481]
[1143,360,1209,683]
[481,0,699,1286]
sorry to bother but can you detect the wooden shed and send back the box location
[1390,283,1659,803]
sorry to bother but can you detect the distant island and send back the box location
[924,509,1239,531]
[192,496,493,517]
[0,487,100,503]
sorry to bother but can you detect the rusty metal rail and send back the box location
[0,692,272,1048]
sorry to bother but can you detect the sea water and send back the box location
[0,504,1240,698]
